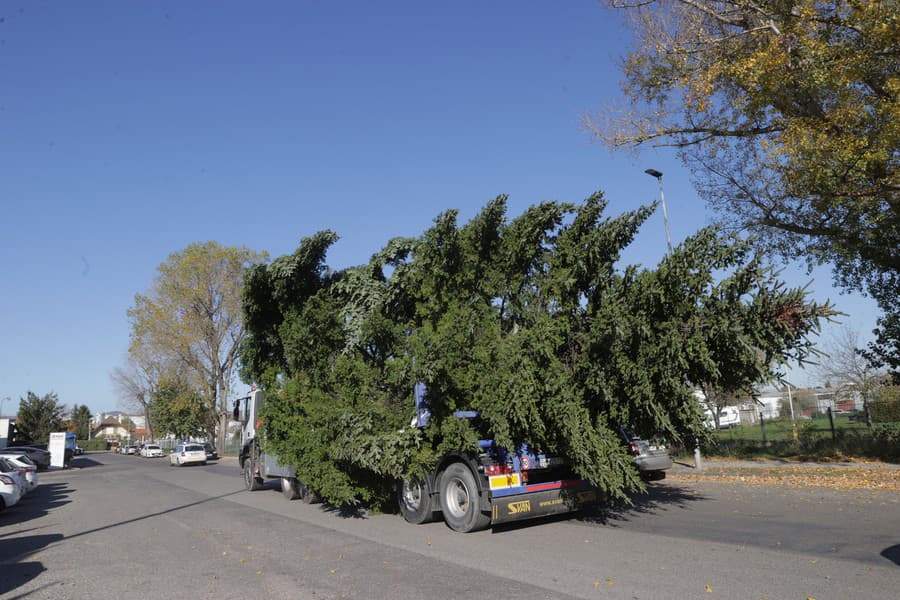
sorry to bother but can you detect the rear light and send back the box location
[485,463,514,477]
[180,452,186,457]
[0,474,13,484]
[629,442,641,456]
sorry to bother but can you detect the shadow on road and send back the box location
[489,482,707,534]
[579,481,707,526]
[66,456,105,470]
[0,561,48,597]
[0,482,72,530]
[881,544,900,566]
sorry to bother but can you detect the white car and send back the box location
[0,458,28,500]
[0,454,38,492]
[0,472,21,510]
[169,443,207,467]
[140,444,164,458]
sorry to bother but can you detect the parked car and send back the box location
[124,445,137,455]
[74,445,84,456]
[1,446,51,470]
[0,457,29,497]
[620,428,672,480]
[140,444,164,458]
[202,443,218,461]
[0,454,38,492]
[169,443,207,467]
[0,472,22,511]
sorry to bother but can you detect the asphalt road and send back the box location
[1,452,897,599]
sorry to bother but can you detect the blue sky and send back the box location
[0,1,879,417]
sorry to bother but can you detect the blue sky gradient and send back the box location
[0,1,878,416]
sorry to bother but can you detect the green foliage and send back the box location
[242,194,834,505]
[870,388,900,422]
[864,312,900,384]
[69,404,93,440]
[148,377,211,440]
[15,391,66,445]
[80,438,107,451]
[871,423,900,447]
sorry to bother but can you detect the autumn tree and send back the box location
[16,391,66,445]
[241,194,833,506]
[110,354,164,440]
[128,241,267,451]
[587,0,898,361]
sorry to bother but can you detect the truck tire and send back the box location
[243,459,264,491]
[282,477,301,500]
[398,477,436,524]
[438,462,491,533]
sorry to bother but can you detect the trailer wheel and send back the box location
[242,459,264,491]
[282,477,301,500]
[398,477,435,524]
[438,463,491,533]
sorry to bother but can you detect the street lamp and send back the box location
[646,169,701,468]
[644,169,673,254]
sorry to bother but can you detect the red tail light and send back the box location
[0,474,13,484]
[629,442,641,456]
[485,463,514,476]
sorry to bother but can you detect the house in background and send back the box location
[91,412,146,442]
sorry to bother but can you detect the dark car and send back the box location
[619,428,672,480]
[202,443,218,461]
[1,446,52,470]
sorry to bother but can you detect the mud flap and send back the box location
[490,486,598,525]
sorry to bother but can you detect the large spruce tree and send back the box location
[241,194,833,506]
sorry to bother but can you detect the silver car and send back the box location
[621,428,672,480]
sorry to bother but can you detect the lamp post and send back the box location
[644,169,673,254]
[645,169,701,468]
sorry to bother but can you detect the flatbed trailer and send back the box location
[236,385,598,532]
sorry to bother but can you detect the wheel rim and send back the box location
[443,476,470,518]
[402,480,423,511]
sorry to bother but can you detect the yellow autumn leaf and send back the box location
[706,584,713,593]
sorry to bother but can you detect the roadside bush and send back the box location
[80,438,109,451]
[870,388,900,422]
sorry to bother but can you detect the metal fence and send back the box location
[702,408,899,460]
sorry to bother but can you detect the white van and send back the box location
[704,406,741,429]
